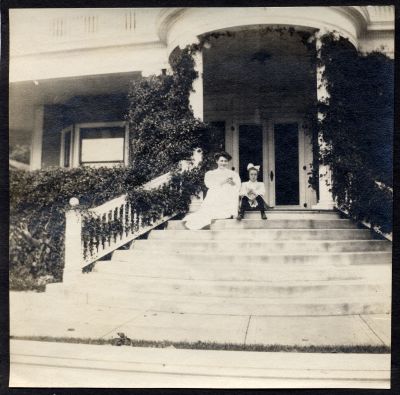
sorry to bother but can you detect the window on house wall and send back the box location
[60,122,128,167]
[79,126,126,165]
[60,126,73,168]
[63,130,72,167]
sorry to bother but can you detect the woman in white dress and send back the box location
[183,152,241,230]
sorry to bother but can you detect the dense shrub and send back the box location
[10,166,128,290]
[318,33,393,233]
[10,164,206,290]
[127,168,204,223]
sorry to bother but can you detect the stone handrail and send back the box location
[333,176,392,241]
[375,180,393,194]
[64,153,202,283]
[336,206,392,242]
[9,159,30,171]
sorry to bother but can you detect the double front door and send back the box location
[226,119,315,208]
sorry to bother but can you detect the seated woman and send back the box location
[183,151,241,230]
[237,163,268,220]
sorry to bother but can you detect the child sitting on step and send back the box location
[237,163,267,220]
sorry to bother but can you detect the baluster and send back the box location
[107,210,113,248]
[138,212,143,230]
[114,207,118,242]
[120,203,125,240]
[94,216,101,256]
[111,207,115,242]
[125,201,131,237]
[89,218,95,260]
[101,213,106,250]
[132,206,137,233]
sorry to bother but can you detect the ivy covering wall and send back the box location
[317,33,393,233]
[10,166,128,290]
[126,45,211,183]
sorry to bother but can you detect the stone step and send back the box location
[58,275,390,299]
[95,260,391,282]
[111,250,391,266]
[169,212,342,230]
[131,239,391,254]
[243,210,341,219]
[148,228,374,241]
[168,218,355,231]
[46,285,390,316]
[210,219,357,230]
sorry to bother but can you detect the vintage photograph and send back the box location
[8,5,393,389]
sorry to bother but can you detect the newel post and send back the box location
[64,197,83,284]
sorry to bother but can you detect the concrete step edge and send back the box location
[113,250,391,258]
[61,275,392,287]
[134,239,389,244]
[46,287,391,304]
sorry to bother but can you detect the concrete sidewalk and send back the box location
[10,291,391,347]
[10,340,391,388]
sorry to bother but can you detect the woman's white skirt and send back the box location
[184,187,239,230]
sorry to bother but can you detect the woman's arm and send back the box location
[204,171,219,189]
[205,171,228,188]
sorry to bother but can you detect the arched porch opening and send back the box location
[200,27,319,208]
[160,7,368,210]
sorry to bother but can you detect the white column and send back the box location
[30,106,44,170]
[189,50,204,120]
[312,33,335,210]
[63,198,83,284]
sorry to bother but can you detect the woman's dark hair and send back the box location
[214,151,232,161]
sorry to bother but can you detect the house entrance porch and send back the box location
[200,28,317,208]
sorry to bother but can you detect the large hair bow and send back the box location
[247,163,260,171]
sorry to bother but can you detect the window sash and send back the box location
[79,127,126,164]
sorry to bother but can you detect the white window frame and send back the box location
[61,121,129,168]
[60,125,74,168]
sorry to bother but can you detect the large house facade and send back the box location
[10,6,394,210]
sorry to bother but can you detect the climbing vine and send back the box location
[9,166,128,290]
[317,33,393,233]
[126,45,213,183]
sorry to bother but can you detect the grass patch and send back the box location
[10,335,391,354]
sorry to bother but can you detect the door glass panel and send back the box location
[239,124,263,182]
[274,123,299,205]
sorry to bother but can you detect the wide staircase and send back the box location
[50,209,392,317]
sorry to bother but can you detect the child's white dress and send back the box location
[184,168,241,230]
[239,181,266,207]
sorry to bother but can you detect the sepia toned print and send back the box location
[9,6,393,389]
